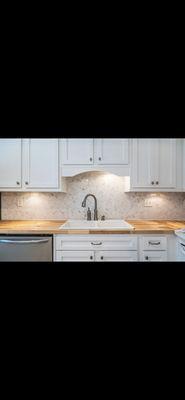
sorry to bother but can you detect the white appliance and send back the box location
[175,230,185,261]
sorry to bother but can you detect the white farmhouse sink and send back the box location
[96,220,134,229]
[59,219,134,231]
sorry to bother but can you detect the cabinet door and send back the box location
[156,139,176,188]
[142,251,167,262]
[55,251,94,262]
[0,139,22,188]
[132,139,156,188]
[23,139,59,189]
[95,139,128,164]
[132,138,176,189]
[61,139,94,164]
[95,251,138,262]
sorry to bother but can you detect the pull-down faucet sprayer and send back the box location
[81,193,98,221]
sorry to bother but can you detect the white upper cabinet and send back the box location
[61,139,94,164]
[132,139,154,188]
[156,139,176,188]
[0,139,22,189]
[131,138,177,190]
[0,139,66,192]
[94,139,128,164]
[61,138,129,176]
[23,139,60,189]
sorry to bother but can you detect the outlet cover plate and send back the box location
[17,198,24,207]
[144,199,152,207]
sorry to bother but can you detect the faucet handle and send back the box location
[101,215,105,221]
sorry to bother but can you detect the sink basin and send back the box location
[59,219,134,231]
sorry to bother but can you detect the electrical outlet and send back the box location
[17,198,24,207]
[144,198,152,207]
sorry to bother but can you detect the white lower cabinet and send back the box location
[54,234,176,262]
[139,235,168,261]
[54,235,138,262]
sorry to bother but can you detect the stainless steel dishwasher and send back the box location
[0,235,53,261]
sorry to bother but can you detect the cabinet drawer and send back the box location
[55,251,94,262]
[141,251,167,262]
[141,236,167,251]
[55,235,138,251]
[55,237,91,251]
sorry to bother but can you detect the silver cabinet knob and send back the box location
[98,157,101,161]
[90,157,93,161]
[151,181,154,185]
[90,256,93,260]
[101,256,104,260]
[145,256,149,260]
[25,182,29,185]
[16,181,20,185]
[156,181,159,185]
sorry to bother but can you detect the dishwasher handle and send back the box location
[0,239,50,244]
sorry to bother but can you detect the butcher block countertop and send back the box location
[0,220,185,234]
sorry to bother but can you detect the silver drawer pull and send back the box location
[0,239,49,244]
[91,242,102,245]
[148,241,161,245]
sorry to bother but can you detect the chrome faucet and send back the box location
[82,193,98,220]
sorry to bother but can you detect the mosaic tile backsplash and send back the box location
[1,172,185,220]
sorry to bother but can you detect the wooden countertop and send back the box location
[0,220,65,234]
[0,220,185,234]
